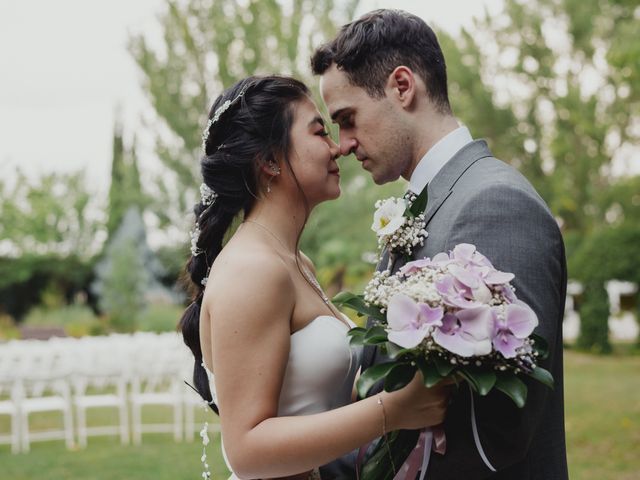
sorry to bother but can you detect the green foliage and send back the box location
[23,304,106,337]
[107,120,148,239]
[0,170,102,258]
[0,313,20,340]
[0,254,95,321]
[442,0,639,235]
[576,283,612,353]
[137,303,184,333]
[569,222,640,352]
[93,208,166,332]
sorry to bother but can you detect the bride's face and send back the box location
[285,97,341,206]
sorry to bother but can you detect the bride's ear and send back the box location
[260,160,281,177]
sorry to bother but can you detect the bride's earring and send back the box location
[267,163,281,193]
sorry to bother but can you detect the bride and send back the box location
[179,75,449,480]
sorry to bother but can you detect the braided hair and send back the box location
[178,76,310,412]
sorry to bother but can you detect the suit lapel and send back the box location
[424,139,494,227]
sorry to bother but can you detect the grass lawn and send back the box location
[1,350,638,479]
[564,349,640,480]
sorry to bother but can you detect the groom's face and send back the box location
[320,65,411,185]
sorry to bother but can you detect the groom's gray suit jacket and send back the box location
[363,140,568,480]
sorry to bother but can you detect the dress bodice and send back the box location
[205,315,362,477]
[275,315,361,416]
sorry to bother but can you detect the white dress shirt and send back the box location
[408,126,474,194]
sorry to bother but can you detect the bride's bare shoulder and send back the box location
[204,242,294,307]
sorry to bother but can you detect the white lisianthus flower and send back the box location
[372,198,407,236]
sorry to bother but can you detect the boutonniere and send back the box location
[371,186,430,266]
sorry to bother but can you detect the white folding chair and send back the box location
[19,376,74,452]
[71,337,130,447]
[0,342,22,453]
[16,340,74,452]
[129,333,184,444]
[0,376,21,453]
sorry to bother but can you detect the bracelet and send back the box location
[377,395,396,474]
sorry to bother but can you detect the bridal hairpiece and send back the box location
[190,183,219,259]
[200,183,218,206]
[201,85,249,151]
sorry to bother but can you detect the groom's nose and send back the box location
[339,135,358,157]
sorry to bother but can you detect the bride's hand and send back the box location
[383,371,451,431]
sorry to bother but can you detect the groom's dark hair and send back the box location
[311,9,451,114]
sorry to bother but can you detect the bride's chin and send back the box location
[328,186,341,200]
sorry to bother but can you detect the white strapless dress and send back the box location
[205,315,362,479]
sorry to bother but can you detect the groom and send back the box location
[312,9,568,480]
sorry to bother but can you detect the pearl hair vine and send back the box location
[201,84,249,152]
[189,182,219,260]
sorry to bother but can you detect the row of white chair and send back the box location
[0,333,218,454]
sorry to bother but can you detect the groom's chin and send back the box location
[371,173,394,186]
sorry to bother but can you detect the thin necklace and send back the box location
[243,220,330,305]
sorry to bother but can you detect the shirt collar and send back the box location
[408,126,473,194]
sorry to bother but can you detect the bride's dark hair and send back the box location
[179,75,310,413]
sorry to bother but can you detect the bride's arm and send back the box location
[204,252,446,479]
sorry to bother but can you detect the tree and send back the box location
[92,207,165,332]
[106,118,147,239]
[440,0,638,235]
[569,221,640,352]
[0,169,102,258]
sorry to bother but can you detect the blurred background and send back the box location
[0,0,638,479]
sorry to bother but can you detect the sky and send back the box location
[0,0,636,202]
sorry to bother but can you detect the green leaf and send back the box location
[356,362,397,398]
[495,373,528,408]
[361,430,420,480]
[363,326,389,345]
[346,327,367,346]
[383,363,416,392]
[332,291,385,321]
[386,343,417,360]
[415,357,445,387]
[408,184,429,217]
[530,333,549,359]
[433,355,455,377]
[460,368,496,396]
[527,366,554,389]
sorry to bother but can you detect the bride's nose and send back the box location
[328,137,341,160]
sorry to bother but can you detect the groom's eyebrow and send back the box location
[330,107,350,123]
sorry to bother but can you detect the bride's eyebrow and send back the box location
[307,116,325,128]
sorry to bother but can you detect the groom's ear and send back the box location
[386,66,416,109]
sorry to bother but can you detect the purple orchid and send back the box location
[491,301,539,358]
[435,274,484,309]
[399,258,434,276]
[432,306,493,357]
[386,294,444,349]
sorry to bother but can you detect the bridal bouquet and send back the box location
[333,190,553,479]
[336,243,553,403]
